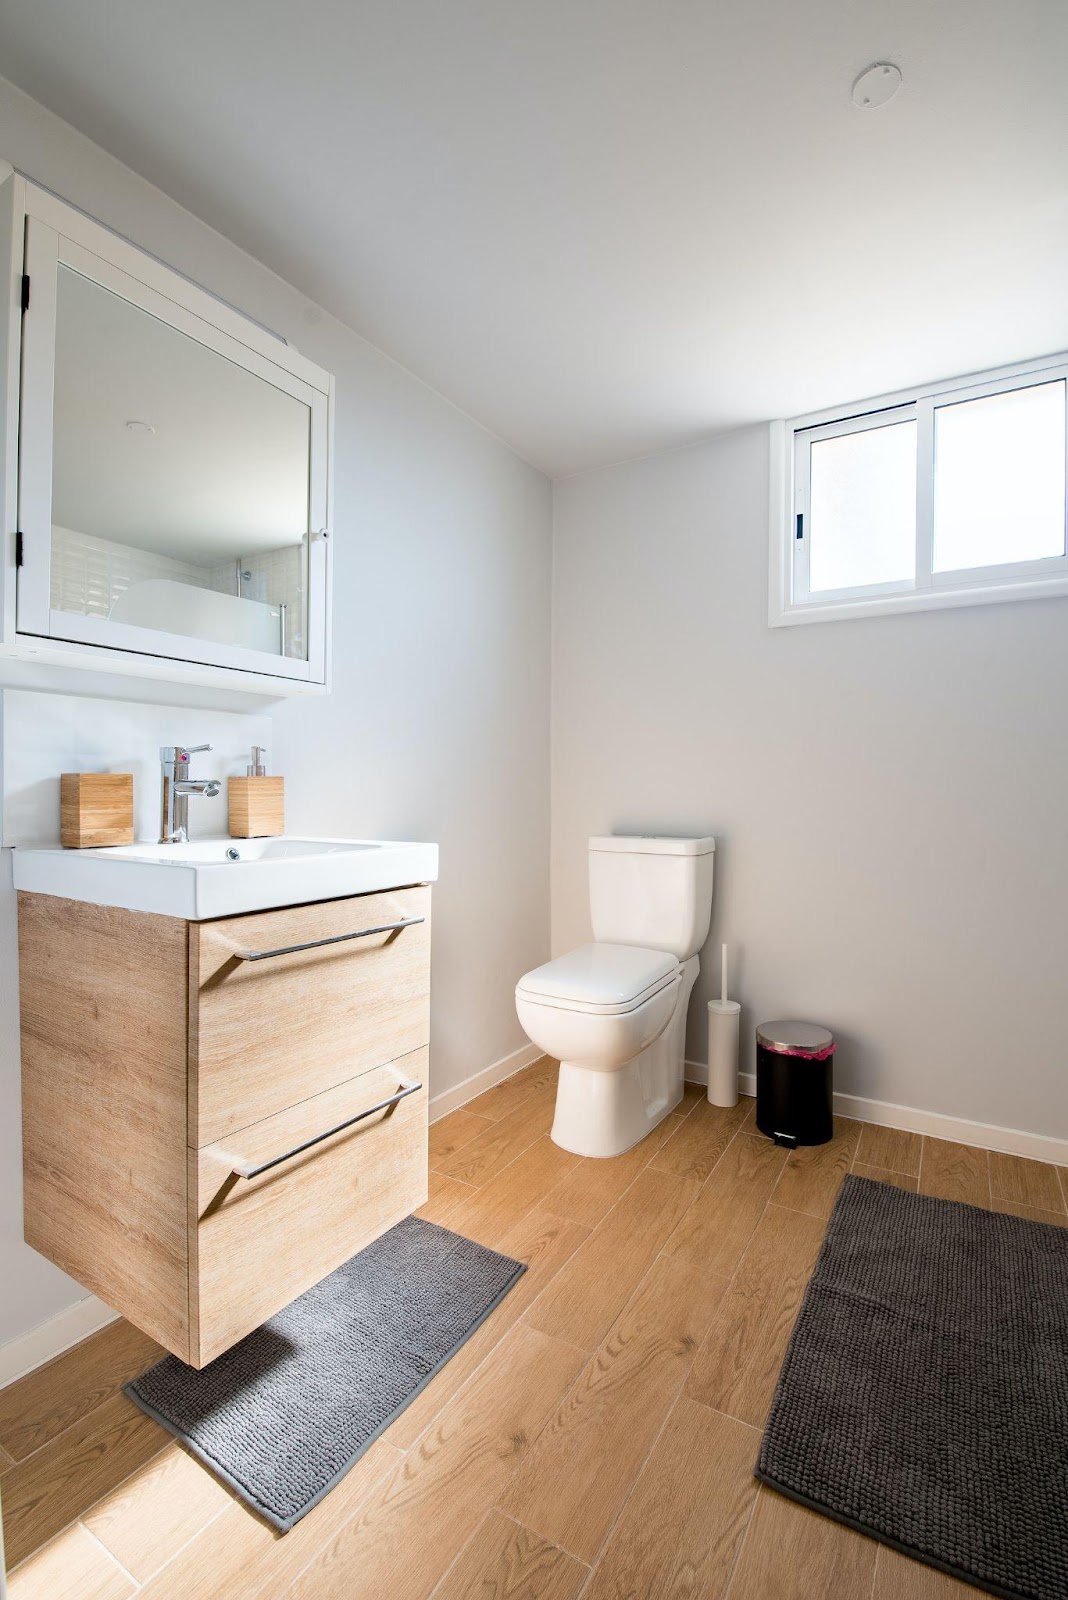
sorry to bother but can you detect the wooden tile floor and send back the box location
[2,1059,1065,1599]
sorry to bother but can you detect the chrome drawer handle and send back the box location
[235,914,424,963]
[220,1076,423,1181]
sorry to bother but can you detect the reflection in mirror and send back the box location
[49,266,311,659]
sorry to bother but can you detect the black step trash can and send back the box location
[755,1021,836,1148]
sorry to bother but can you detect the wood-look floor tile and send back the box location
[7,1522,135,1600]
[1,1391,169,1568]
[465,1058,558,1123]
[386,1208,589,1451]
[445,1136,581,1249]
[686,1204,825,1427]
[284,1324,586,1600]
[523,1166,701,1350]
[135,1438,402,1600]
[650,1097,752,1184]
[992,1198,1068,1228]
[855,1123,922,1177]
[429,1108,495,1168]
[853,1163,920,1192]
[82,1441,233,1582]
[663,1135,787,1279]
[417,1170,479,1228]
[0,1439,15,1471]
[0,1319,163,1463]
[918,1139,990,1207]
[872,1543,985,1597]
[988,1151,1065,1213]
[583,1396,759,1600]
[436,1091,556,1187]
[429,1510,587,1600]
[540,1114,681,1230]
[770,1118,861,1221]
[725,1487,878,1599]
[501,1255,728,1563]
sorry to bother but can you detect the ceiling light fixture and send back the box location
[852,62,902,109]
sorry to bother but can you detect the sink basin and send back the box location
[11,836,439,920]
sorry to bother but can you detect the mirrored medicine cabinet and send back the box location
[0,166,333,694]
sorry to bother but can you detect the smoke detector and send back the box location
[852,62,902,108]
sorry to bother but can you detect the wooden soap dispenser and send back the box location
[228,746,285,838]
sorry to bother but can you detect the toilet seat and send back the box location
[515,942,679,1016]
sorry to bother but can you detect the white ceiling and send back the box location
[1,0,1066,477]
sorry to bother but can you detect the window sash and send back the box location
[787,360,1068,616]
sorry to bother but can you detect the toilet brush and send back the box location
[707,941,740,1108]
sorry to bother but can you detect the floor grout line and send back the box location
[119,1486,238,1593]
[78,1519,143,1591]
[720,1475,763,1600]
[271,1441,409,1600]
[3,1432,173,1580]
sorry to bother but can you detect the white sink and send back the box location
[11,836,439,920]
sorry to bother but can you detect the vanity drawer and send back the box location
[191,1049,429,1366]
[190,886,431,1145]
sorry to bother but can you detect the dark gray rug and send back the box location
[124,1215,525,1531]
[757,1174,1068,1600]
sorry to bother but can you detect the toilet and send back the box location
[515,835,716,1158]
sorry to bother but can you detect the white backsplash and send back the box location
[0,689,272,847]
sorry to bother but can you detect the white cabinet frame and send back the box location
[0,166,334,696]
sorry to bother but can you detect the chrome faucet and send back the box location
[159,744,221,844]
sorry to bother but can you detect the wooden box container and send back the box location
[60,773,135,849]
[228,776,285,838]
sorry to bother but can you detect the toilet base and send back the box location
[550,954,699,1159]
[551,1056,683,1158]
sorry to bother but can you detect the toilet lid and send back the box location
[516,943,679,1016]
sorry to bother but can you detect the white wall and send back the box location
[552,426,1068,1143]
[0,76,552,1350]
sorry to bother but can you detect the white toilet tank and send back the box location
[588,836,716,960]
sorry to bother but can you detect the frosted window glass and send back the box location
[809,421,916,593]
[933,381,1066,572]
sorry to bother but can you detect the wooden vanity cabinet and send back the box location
[18,886,431,1367]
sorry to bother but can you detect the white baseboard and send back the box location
[685,1060,1068,1166]
[0,1294,117,1391]
[429,1042,543,1122]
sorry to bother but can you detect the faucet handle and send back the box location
[160,744,213,770]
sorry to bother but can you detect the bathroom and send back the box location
[0,5,1065,1599]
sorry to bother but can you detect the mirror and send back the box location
[49,265,312,661]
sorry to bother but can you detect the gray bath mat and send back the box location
[757,1174,1068,1600]
[125,1215,525,1531]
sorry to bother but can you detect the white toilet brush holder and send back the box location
[707,941,741,1108]
[707,1000,741,1107]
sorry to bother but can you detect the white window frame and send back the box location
[769,353,1068,627]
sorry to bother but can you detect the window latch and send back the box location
[795,513,804,541]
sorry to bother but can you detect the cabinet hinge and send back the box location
[15,529,24,567]
[20,274,30,313]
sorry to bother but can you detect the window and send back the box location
[771,357,1068,625]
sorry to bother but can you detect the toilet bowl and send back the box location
[515,835,715,1158]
